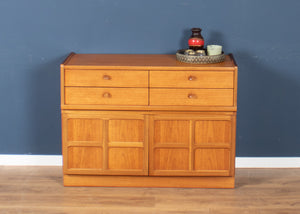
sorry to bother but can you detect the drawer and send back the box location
[150,71,234,88]
[65,87,148,105]
[65,70,148,87]
[150,89,233,106]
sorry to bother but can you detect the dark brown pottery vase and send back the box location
[188,28,204,51]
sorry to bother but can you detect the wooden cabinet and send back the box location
[61,53,238,188]
[62,111,148,176]
[149,113,235,177]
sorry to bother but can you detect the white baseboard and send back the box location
[0,155,62,166]
[0,155,299,168]
[236,157,300,168]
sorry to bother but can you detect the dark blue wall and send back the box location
[0,0,299,156]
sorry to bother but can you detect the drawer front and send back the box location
[65,87,148,105]
[150,71,234,88]
[150,89,233,106]
[65,70,148,87]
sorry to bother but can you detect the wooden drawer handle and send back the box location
[187,93,197,99]
[103,75,112,80]
[102,92,112,98]
[188,75,197,81]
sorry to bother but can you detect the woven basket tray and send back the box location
[176,49,225,64]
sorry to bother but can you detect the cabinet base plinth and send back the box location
[64,175,235,188]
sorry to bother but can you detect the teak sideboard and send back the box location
[60,53,238,188]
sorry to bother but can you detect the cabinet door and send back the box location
[149,113,235,176]
[62,111,148,176]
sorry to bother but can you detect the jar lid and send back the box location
[191,28,202,32]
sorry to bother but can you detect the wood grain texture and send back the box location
[65,69,148,87]
[61,53,238,188]
[149,113,233,177]
[194,120,231,145]
[63,54,237,70]
[234,65,238,107]
[68,147,103,169]
[64,174,234,188]
[108,148,144,170]
[150,88,234,106]
[60,53,75,109]
[61,53,238,111]
[230,113,237,177]
[108,119,144,143]
[0,167,299,213]
[67,118,103,142]
[106,118,147,175]
[194,148,230,170]
[62,111,148,176]
[61,103,238,111]
[65,87,148,105]
[153,148,189,170]
[154,120,190,144]
[150,70,234,88]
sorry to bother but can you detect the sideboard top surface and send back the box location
[62,53,237,70]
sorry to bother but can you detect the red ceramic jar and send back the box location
[188,28,204,51]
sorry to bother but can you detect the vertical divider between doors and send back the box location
[103,119,108,171]
[148,115,154,175]
[144,114,149,175]
[189,119,195,172]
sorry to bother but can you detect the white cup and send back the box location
[207,45,222,56]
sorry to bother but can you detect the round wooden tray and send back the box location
[176,49,225,64]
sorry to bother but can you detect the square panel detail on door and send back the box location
[108,148,144,170]
[107,118,148,175]
[67,118,103,143]
[154,120,190,145]
[63,112,148,176]
[194,148,230,171]
[195,120,231,145]
[149,114,234,176]
[150,118,191,175]
[64,117,104,174]
[108,119,144,143]
[68,146,103,169]
[154,148,189,170]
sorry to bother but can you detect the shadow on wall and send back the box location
[179,28,191,50]
[28,54,69,154]
[235,51,300,156]
[206,31,228,50]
